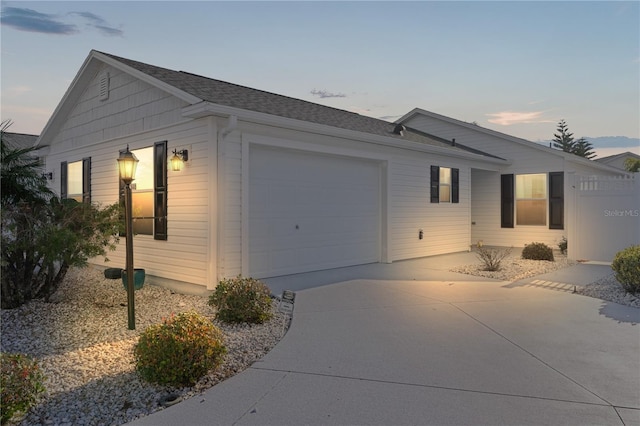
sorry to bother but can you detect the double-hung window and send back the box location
[501,172,563,229]
[516,173,547,226]
[61,158,91,203]
[119,141,167,240]
[430,166,459,203]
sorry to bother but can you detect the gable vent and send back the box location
[99,72,110,101]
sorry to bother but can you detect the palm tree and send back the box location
[0,120,53,206]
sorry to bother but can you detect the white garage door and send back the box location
[249,145,381,278]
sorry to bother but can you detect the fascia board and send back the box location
[183,102,510,166]
[399,108,629,175]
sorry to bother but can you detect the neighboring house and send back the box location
[2,131,39,150]
[596,151,640,172]
[36,50,631,291]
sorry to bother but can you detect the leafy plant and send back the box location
[1,121,121,309]
[611,245,640,294]
[208,276,273,324]
[134,312,226,386]
[558,237,568,255]
[522,242,554,261]
[475,246,512,271]
[1,353,46,425]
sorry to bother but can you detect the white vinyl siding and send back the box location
[391,158,470,260]
[44,63,214,287]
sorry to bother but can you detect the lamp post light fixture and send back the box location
[117,145,139,330]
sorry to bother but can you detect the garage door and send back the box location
[249,145,381,278]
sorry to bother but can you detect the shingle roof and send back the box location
[1,132,39,150]
[99,51,500,158]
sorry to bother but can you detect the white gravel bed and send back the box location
[576,273,640,308]
[1,266,289,426]
[450,252,576,282]
[451,251,639,308]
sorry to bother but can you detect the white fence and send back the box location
[568,174,640,262]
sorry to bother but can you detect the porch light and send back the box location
[117,145,139,330]
[170,149,188,171]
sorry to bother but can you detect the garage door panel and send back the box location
[249,145,381,277]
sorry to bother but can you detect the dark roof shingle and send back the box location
[99,51,499,158]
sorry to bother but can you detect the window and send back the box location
[501,172,563,229]
[61,158,91,203]
[131,147,154,235]
[516,174,546,226]
[119,141,167,240]
[430,166,459,203]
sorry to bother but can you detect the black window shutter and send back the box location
[118,149,125,237]
[451,168,459,204]
[501,174,514,228]
[82,157,91,204]
[430,166,440,203]
[154,141,168,240]
[60,161,68,199]
[548,172,564,230]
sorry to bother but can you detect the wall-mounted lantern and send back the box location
[170,149,189,171]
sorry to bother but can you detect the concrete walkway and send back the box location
[128,257,640,426]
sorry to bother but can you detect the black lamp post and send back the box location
[117,145,139,330]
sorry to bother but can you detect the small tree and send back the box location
[552,119,575,153]
[573,137,596,159]
[624,157,640,173]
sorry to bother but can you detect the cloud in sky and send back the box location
[0,6,123,36]
[310,89,347,99]
[486,111,554,126]
[1,7,77,34]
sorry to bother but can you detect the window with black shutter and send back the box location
[120,142,168,239]
[431,166,459,204]
[501,174,514,228]
[154,141,168,240]
[548,172,564,230]
[61,158,91,203]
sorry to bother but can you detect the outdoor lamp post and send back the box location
[117,145,139,330]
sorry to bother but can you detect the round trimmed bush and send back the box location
[208,276,273,324]
[612,245,640,294]
[134,311,226,386]
[522,242,554,261]
[1,352,46,425]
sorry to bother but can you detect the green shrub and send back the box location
[475,246,512,271]
[521,242,554,261]
[558,237,568,255]
[1,353,46,425]
[134,311,226,386]
[611,245,640,294]
[208,276,273,324]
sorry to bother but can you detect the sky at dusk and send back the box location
[1,1,639,158]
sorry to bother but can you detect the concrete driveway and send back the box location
[129,260,640,425]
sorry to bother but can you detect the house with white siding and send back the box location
[36,50,630,292]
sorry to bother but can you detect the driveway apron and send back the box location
[128,277,640,426]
